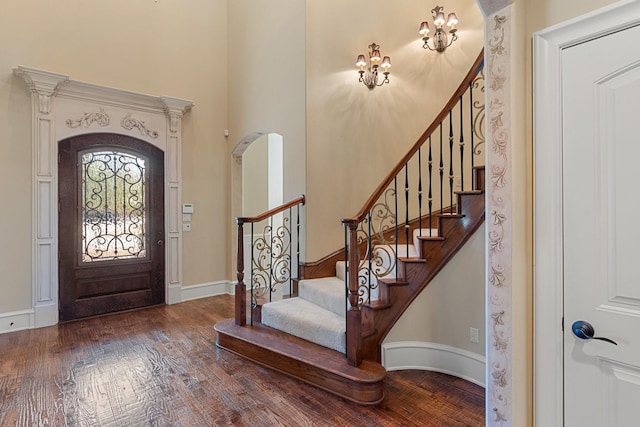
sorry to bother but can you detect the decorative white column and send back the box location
[476,0,516,425]
[161,97,194,304]
[14,67,69,327]
[484,11,513,425]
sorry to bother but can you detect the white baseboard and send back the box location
[0,309,35,334]
[180,281,233,302]
[0,280,235,335]
[381,341,486,387]
[167,284,182,304]
[34,302,58,328]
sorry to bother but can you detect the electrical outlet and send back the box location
[470,327,479,344]
[455,176,462,190]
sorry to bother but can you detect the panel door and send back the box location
[59,133,165,321]
[563,24,640,426]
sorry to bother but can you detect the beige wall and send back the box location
[227,0,306,272]
[384,224,486,355]
[0,0,228,314]
[305,0,485,260]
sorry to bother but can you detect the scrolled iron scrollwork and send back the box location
[81,151,146,262]
[250,217,292,309]
[352,187,399,305]
[472,68,486,156]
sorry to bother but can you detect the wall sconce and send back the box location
[419,5,459,52]
[356,42,391,89]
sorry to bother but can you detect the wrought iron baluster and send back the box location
[288,207,292,298]
[471,66,485,188]
[428,136,433,236]
[439,123,444,214]
[418,147,423,232]
[449,110,454,215]
[404,163,410,261]
[251,222,255,325]
[367,210,372,304]
[296,205,300,296]
[270,216,274,302]
[469,81,475,190]
[394,177,398,280]
[459,95,465,191]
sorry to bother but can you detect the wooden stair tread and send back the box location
[214,318,385,405]
[398,257,427,263]
[439,213,465,218]
[366,300,391,310]
[378,278,409,286]
[417,236,446,241]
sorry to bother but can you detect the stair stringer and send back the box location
[361,188,486,362]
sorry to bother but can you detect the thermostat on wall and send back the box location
[182,204,194,214]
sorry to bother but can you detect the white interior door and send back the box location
[563,23,640,426]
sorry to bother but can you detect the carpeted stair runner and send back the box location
[261,228,438,354]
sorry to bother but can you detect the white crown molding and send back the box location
[14,66,69,114]
[161,96,194,133]
[13,66,69,95]
[15,66,195,117]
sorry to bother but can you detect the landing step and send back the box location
[214,318,386,405]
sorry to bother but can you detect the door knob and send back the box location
[157,239,164,246]
[571,320,617,345]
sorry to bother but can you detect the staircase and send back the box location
[215,50,485,405]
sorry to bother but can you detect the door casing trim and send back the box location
[533,1,640,424]
[14,67,193,327]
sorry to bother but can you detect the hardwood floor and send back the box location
[0,295,485,426]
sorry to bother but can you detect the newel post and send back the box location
[345,220,362,367]
[235,219,246,326]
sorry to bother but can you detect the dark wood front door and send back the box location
[58,133,165,321]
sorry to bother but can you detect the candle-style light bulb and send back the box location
[381,56,391,71]
[447,12,458,32]
[419,21,430,36]
[371,49,381,65]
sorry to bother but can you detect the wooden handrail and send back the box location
[341,50,484,225]
[237,195,306,224]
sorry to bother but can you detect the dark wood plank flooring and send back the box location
[0,295,485,426]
